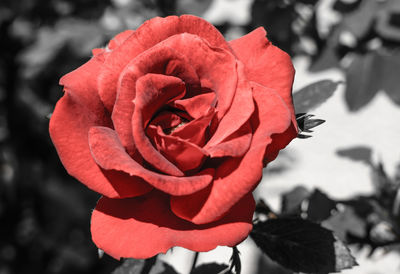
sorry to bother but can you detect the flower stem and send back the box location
[189,252,199,273]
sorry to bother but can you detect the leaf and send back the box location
[336,146,372,165]
[309,44,340,72]
[297,133,312,139]
[256,255,293,274]
[346,50,400,109]
[307,189,337,222]
[303,117,326,132]
[323,206,367,241]
[293,80,340,113]
[281,186,310,214]
[376,52,400,106]
[345,53,380,112]
[250,218,357,273]
[112,258,178,274]
[371,161,395,201]
[333,239,359,271]
[296,113,325,138]
[191,263,230,274]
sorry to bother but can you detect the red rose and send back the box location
[49,15,297,259]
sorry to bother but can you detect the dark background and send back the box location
[1,0,400,273]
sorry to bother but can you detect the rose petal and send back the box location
[148,111,183,131]
[59,54,106,115]
[229,27,296,121]
[51,56,142,198]
[160,33,238,121]
[171,92,216,119]
[263,122,298,165]
[171,84,292,224]
[204,63,254,153]
[92,47,104,57]
[171,107,215,147]
[50,94,151,198]
[230,29,298,162]
[112,45,198,156]
[98,15,231,113]
[250,82,297,164]
[101,169,153,198]
[147,125,209,172]
[132,74,186,176]
[206,122,252,158]
[92,30,135,59]
[134,15,231,53]
[134,74,186,127]
[108,30,135,50]
[88,126,214,196]
[91,191,254,259]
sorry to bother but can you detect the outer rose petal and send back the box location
[88,126,214,196]
[50,94,152,198]
[51,55,144,198]
[171,84,292,224]
[206,122,252,158]
[251,83,298,165]
[229,28,298,163]
[91,30,135,58]
[98,15,231,112]
[204,63,254,157]
[59,54,106,116]
[108,30,135,50]
[91,191,255,259]
[229,27,296,120]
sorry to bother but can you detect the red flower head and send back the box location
[49,15,297,259]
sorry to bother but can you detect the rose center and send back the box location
[163,119,189,135]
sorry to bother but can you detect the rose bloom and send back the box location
[49,15,297,259]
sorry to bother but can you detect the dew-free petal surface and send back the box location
[160,33,238,121]
[112,45,197,156]
[91,191,254,259]
[171,92,216,119]
[229,27,296,120]
[171,107,215,147]
[171,84,292,224]
[50,56,134,198]
[204,65,254,153]
[98,15,231,113]
[88,126,214,196]
[132,74,186,176]
[147,125,209,172]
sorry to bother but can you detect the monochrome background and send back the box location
[0,0,399,273]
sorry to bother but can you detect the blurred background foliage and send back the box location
[1,0,400,273]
